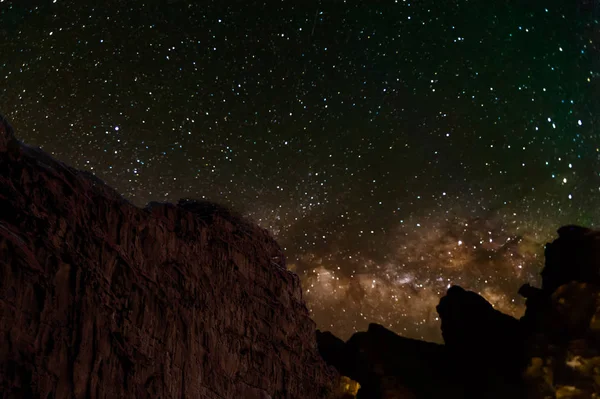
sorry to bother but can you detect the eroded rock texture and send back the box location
[0,115,338,398]
[523,282,600,399]
[522,227,600,399]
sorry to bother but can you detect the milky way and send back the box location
[1,0,599,342]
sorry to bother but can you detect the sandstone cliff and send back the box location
[0,115,339,398]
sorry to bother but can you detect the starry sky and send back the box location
[1,0,599,342]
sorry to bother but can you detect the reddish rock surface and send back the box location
[0,115,339,399]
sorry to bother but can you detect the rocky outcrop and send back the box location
[521,227,600,399]
[436,286,526,398]
[532,226,600,298]
[318,289,525,399]
[318,324,462,398]
[0,115,339,398]
[523,281,600,399]
[318,226,600,398]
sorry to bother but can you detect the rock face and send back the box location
[522,227,600,399]
[0,115,338,398]
[523,281,600,399]
[318,226,600,398]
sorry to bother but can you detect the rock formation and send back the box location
[0,115,339,398]
[318,289,525,399]
[3,110,600,399]
[436,285,526,399]
[521,227,600,399]
[523,281,600,399]
[318,324,462,398]
[318,226,600,398]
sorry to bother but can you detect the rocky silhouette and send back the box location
[2,112,600,399]
[0,115,339,398]
[521,227,600,399]
[318,324,462,398]
[541,225,600,292]
[318,227,600,398]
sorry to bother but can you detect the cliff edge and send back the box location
[0,115,339,398]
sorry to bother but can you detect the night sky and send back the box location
[1,0,599,342]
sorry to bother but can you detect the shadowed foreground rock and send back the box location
[0,115,339,398]
[318,226,600,398]
[3,112,600,399]
[436,285,526,398]
[318,324,463,398]
[522,227,600,399]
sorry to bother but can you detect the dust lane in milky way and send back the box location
[1,0,598,341]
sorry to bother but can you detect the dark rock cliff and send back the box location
[0,115,339,399]
[318,226,600,399]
